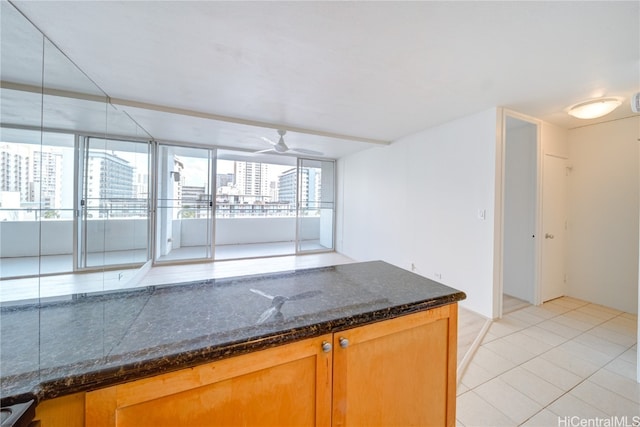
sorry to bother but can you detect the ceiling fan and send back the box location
[256,129,323,156]
[250,288,322,324]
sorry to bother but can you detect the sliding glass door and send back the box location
[213,150,335,260]
[296,158,335,253]
[78,137,151,269]
[155,144,214,263]
[214,150,297,260]
[0,129,76,278]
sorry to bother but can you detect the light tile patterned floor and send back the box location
[458,307,490,366]
[457,297,639,427]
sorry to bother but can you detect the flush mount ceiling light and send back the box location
[567,97,623,119]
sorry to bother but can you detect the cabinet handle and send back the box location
[322,341,332,353]
[339,337,349,349]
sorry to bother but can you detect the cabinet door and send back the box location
[86,334,333,427]
[36,393,85,427]
[332,304,457,427]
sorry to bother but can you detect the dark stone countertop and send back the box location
[0,260,465,406]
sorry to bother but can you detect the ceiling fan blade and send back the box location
[250,288,275,300]
[256,307,277,324]
[253,148,276,154]
[260,136,277,146]
[291,148,324,156]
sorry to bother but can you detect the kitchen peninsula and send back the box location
[0,261,465,426]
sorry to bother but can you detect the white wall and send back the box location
[337,141,410,267]
[338,108,499,318]
[567,116,639,313]
[541,122,569,159]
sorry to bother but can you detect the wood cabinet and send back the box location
[36,393,85,427]
[332,304,457,427]
[85,334,333,427]
[50,303,456,427]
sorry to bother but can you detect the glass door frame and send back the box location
[76,135,153,271]
[153,142,215,265]
[295,157,336,255]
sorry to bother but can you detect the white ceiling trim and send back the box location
[110,97,390,146]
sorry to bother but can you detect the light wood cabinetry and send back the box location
[85,334,333,427]
[36,393,85,427]
[332,304,457,427]
[40,303,456,427]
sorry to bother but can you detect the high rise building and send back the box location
[278,168,297,205]
[86,151,135,217]
[31,150,63,209]
[182,185,207,205]
[0,143,65,210]
[235,162,270,198]
[216,173,234,188]
[278,167,322,209]
[0,144,29,201]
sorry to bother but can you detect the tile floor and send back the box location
[457,296,639,427]
[458,306,491,367]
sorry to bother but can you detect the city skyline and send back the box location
[2,141,323,222]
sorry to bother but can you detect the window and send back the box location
[0,129,75,278]
[77,138,151,269]
[214,149,334,260]
[155,144,213,262]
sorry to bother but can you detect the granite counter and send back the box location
[0,260,465,406]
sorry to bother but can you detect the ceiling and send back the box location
[6,1,640,158]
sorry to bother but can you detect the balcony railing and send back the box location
[0,208,328,276]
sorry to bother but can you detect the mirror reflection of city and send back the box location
[0,135,334,279]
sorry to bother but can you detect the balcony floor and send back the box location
[1,241,329,279]
[0,250,150,278]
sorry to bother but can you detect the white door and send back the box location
[541,153,567,302]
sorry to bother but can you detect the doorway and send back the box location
[502,114,539,314]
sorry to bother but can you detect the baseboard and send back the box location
[457,318,492,386]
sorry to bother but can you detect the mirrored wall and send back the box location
[0,1,336,389]
[0,1,152,303]
[0,0,155,388]
[0,1,336,301]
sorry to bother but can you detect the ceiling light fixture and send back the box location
[567,97,623,119]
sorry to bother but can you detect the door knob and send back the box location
[321,341,332,353]
[339,337,349,349]
[545,233,554,239]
